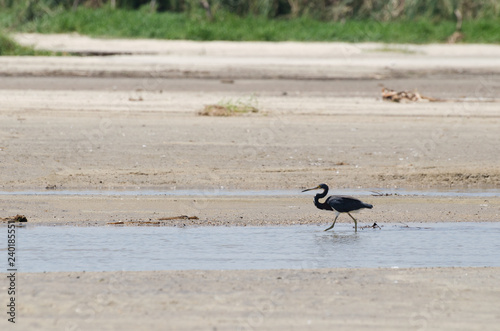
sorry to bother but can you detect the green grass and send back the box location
[368,46,420,54]
[199,95,259,116]
[1,7,499,43]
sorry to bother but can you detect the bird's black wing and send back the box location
[326,195,372,213]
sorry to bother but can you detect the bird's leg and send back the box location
[324,214,339,232]
[347,212,358,232]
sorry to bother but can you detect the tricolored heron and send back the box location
[302,183,373,232]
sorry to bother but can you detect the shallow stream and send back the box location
[3,223,499,272]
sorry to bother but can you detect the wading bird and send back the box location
[302,184,373,232]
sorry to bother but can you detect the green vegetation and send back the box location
[0,0,499,43]
[2,0,499,21]
[199,95,259,116]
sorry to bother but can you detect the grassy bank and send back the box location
[1,7,499,43]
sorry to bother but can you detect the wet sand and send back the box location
[11,268,500,330]
[1,35,500,330]
[1,195,499,226]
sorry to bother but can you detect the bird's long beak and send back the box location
[302,186,320,192]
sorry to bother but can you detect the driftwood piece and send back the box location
[198,104,258,117]
[107,221,161,225]
[158,215,199,221]
[107,215,199,226]
[382,87,440,103]
[0,215,28,223]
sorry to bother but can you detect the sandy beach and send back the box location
[1,34,500,330]
[10,268,500,330]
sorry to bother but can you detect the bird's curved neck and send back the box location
[314,188,331,210]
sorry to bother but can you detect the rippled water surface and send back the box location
[2,223,500,272]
